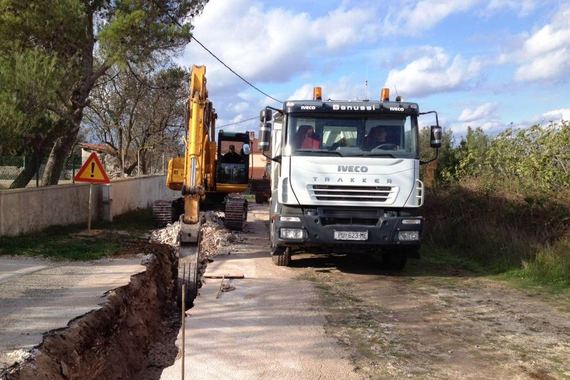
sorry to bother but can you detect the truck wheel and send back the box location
[382,251,407,271]
[271,246,291,266]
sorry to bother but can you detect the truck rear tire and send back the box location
[271,246,291,266]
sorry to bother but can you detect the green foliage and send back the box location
[0,0,208,186]
[98,1,194,64]
[0,47,64,155]
[419,127,458,184]
[426,121,570,194]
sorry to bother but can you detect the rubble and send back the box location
[150,210,247,258]
[150,222,181,246]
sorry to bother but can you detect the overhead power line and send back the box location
[217,116,259,128]
[190,35,283,104]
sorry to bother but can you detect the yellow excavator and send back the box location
[155,65,251,306]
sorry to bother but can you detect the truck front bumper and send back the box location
[272,206,422,249]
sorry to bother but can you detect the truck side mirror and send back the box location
[260,108,272,122]
[242,144,251,155]
[259,122,271,152]
[430,125,442,148]
[259,107,272,152]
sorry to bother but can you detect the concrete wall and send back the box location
[103,175,179,222]
[0,175,178,237]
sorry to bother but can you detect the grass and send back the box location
[0,208,154,261]
[502,239,570,291]
[421,184,570,293]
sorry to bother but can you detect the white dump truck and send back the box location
[259,87,442,270]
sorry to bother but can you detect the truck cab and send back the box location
[259,87,442,269]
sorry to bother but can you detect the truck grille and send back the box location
[309,185,398,203]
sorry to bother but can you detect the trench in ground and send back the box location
[1,242,184,380]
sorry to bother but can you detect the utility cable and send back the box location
[217,116,259,128]
[191,35,283,104]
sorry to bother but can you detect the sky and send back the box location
[176,0,570,139]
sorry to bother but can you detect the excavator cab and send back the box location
[215,130,251,193]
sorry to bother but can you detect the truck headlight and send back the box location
[280,216,301,222]
[398,231,420,241]
[280,228,304,240]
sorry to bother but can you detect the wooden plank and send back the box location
[204,273,244,279]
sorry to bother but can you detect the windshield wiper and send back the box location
[362,152,398,158]
[296,149,343,156]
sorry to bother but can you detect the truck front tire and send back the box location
[271,246,291,266]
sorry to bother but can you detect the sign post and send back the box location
[74,152,110,233]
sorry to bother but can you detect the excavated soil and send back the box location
[1,243,179,380]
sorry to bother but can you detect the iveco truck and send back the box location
[259,87,442,270]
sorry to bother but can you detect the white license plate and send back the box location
[334,231,368,241]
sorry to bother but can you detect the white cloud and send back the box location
[485,0,539,16]
[384,47,482,97]
[177,0,383,127]
[448,102,508,136]
[458,103,498,123]
[289,84,314,101]
[182,0,378,90]
[383,1,478,35]
[541,108,570,122]
[382,0,544,36]
[288,76,371,102]
[506,4,570,82]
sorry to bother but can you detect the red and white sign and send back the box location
[74,152,110,184]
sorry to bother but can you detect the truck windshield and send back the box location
[287,114,418,158]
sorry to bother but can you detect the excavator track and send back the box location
[224,195,248,231]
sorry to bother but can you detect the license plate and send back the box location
[334,231,368,241]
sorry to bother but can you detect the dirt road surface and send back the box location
[0,256,144,370]
[160,206,360,380]
[291,254,570,379]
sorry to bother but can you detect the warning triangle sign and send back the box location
[74,152,111,184]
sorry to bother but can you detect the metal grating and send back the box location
[309,184,397,203]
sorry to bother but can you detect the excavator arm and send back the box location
[163,65,247,308]
[166,65,217,308]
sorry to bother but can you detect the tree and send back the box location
[419,126,457,186]
[0,48,67,187]
[0,0,207,186]
[84,64,187,177]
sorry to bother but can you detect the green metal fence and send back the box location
[0,155,82,185]
[0,156,24,180]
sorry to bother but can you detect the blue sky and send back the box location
[176,0,570,139]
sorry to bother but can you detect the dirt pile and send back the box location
[1,243,179,380]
